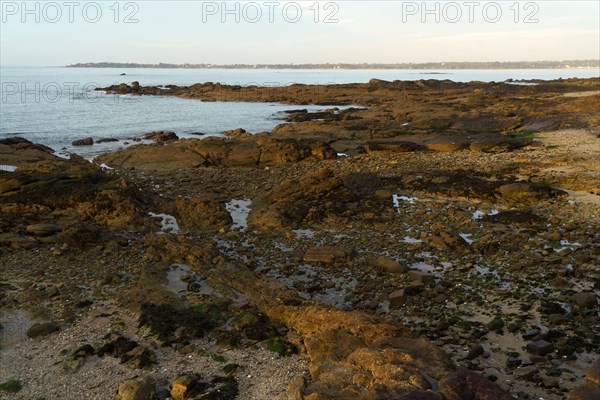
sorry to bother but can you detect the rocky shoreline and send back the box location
[1,78,599,400]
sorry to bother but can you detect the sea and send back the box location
[1,67,598,159]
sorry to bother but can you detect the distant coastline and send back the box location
[66,60,600,70]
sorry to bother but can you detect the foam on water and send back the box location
[148,212,180,234]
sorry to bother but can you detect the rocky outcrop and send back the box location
[248,168,354,230]
[137,233,514,400]
[0,152,146,252]
[0,137,58,165]
[96,142,208,170]
[98,78,600,137]
[95,137,337,170]
[209,259,511,400]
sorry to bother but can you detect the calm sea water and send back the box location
[1,67,598,159]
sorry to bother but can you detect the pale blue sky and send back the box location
[1,1,598,66]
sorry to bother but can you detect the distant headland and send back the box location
[66,60,599,70]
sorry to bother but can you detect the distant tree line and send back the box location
[66,60,599,70]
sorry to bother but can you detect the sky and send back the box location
[0,0,598,66]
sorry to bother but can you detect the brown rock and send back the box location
[26,223,62,236]
[0,178,24,194]
[426,140,469,152]
[496,183,566,203]
[72,137,94,146]
[142,131,178,142]
[118,376,155,400]
[117,83,131,93]
[409,271,435,284]
[189,137,260,166]
[542,376,560,388]
[175,196,232,231]
[27,322,59,338]
[365,140,421,153]
[75,187,138,227]
[0,137,58,165]
[368,255,406,273]
[96,137,119,143]
[526,340,554,355]
[425,231,468,251]
[513,365,539,379]
[568,383,600,400]
[366,387,443,399]
[121,346,157,369]
[585,359,600,386]
[439,370,514,400]
[571,292,598,308]
[304,246,352,265]
[223,128,252,138]
[256,138,312,165]
[96,141,208,170]
[171,374,200,400]
[249,168,353,230]
[388,289,407,308]
[470,137,532,153]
